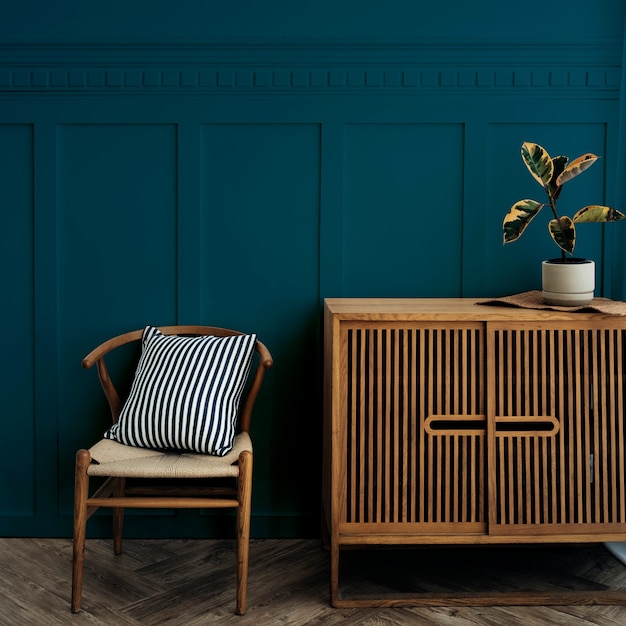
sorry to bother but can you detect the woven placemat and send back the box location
[478,290,626,316]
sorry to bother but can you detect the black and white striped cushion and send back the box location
[104,326,257,456]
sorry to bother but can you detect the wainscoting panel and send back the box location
[0,124,35,517]
[484,122,613,296]
[197,123,322,522]
[342,123,464,297]
[55,123,179,515]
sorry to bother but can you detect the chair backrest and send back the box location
[82,325,273,434]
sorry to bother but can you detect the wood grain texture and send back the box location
[2,538,626,625]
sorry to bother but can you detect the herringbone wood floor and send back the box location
[2,537,626,625]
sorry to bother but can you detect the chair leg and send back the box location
[113,477,125,555]
[71,449,91,613]
[235,450,253,615]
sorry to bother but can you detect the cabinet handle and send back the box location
[424,415,559,437]
[494,416,559,437]
[424,415,486,435]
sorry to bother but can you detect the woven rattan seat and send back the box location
[87,432,252,479]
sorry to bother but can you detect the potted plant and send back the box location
[502,141,625,305]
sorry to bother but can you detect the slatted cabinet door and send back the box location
[342,321,487,533]
[487,322,626,535]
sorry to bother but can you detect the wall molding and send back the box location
[0,40,622,95]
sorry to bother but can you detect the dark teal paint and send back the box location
[342,123,464,297]
[199,123,321,523]
[2,1,625,40]
[486,123,610,295]
[0,2,625,538]
[0,124,34,515]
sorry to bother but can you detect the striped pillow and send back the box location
[104,326,257,456]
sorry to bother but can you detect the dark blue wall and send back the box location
[3,1,625,40]
[1,1,625,538]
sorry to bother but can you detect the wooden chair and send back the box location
[71,325,273,615]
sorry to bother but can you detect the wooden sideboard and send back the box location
[323,298,626,606]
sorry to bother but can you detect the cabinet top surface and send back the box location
[323,297,622,323]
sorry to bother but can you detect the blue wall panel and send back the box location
[485,123,610,295]
[199,123,321,529]
[0,1,625,538]
[55,124,179,514]
[0,124,34,516]
[342,123,464,297]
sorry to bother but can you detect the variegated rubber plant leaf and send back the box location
[521,142,553,187]
[547,155,568,202]
[573,205,626,223]
[548,216,575,254]
[556,153,599,186]
[503,199,544,244]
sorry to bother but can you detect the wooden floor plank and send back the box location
[1,538,626,625]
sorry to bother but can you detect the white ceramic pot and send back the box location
[541,258,595,306]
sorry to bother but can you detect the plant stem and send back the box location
[546,185,566,260]
[546,187,560,221]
